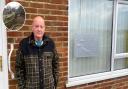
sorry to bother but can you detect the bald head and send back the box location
[32,16,45,26]
[32,16,45,40]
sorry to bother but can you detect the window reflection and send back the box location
[3,2,25,31]
[116,4,128,53]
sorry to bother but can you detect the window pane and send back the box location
[115,3,128,70]
[69,0,113,77]
[114,58,128,70]
[116,4,128,53]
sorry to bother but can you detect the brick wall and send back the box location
[7,0,68,89]
[6,0,128,89]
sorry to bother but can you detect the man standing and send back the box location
[15,16,59,89]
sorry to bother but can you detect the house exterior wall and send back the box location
[6,0,128,89]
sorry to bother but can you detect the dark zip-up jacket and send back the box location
[15,33,59,89]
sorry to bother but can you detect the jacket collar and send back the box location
[28,33,49,47]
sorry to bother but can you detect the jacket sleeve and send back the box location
[15,45,26,89]
[52,48,59,88]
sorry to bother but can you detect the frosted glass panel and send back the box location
[69,0,113,77]
[114,58,128,70]
[115,3,128,70]
[116,4,128,53]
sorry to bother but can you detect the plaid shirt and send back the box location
[15,33,59,89]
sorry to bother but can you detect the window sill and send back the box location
[66,69,128,87]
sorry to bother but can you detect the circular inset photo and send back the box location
[3,2,26,31]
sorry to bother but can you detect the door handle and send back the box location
[8,44,14,79]
[0,56,2,71]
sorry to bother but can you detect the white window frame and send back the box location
[113,1,128,61]
[67,0,128,87]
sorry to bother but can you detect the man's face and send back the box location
[32,17,45,40]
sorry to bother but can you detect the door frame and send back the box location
[1,0,9,89]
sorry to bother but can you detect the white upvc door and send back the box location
[0,0,9,89]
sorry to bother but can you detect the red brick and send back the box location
[62,32,68,36]
[60,66,68,72]
[46,21,62,26]
[25,7,37,13]
[37,8,50,14]
[55,42,63,47]
[59,57,67,62]
[63,42,68,47]
[63,61,68,67]
[59,76,67,82]
[24,32,31,36]
[7,32,23,37]
[30,2,44,8]
[50,0,64,4]
[51,10,64,15]
[9,85,16,89]
[51,32,63,37]
[62,71,68,76]
[44,3,57,10]
[25,19,33,25]
[57,16,68,21]
[63,11,68,15]
[8,38,15,43]
[17,1,29,7]
[25,14,31,19]
[63,0,68,4]
[57,37,68,41]
[9,80,17,85]
[56,5,68,10]
[57,27,68,31]
[57,47,67,52]
[45,16,57,21]
[20,25,31,31]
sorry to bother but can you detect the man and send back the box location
[15,16,59,89]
